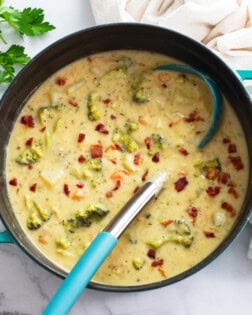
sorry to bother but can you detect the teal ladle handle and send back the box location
[43,232,117,315]
[154,64,223,149]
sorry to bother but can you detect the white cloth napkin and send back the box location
[90,0,252,259]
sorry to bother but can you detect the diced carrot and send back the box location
[105,144,122,152]
[38,235,48,245]
[138,116,148,126]
[136,216,144,223]
[158,267,167,277]
[71,189,85,200]
[177,170,187,176]
[160,219,173,227]
[110,170,129,180]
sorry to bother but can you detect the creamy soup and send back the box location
[6,50,248,286]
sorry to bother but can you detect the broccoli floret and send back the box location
[112,128,138,153]
[27,211,43,230]
[33,201,51,222]
[87,93,101,121]
[75,209,92,227]
[56,236,70,249]
[125,119,138,133]
[147,218,194,249]
[38,104,64,126]
[62,218,77,234]
[132,86,150,103]
[16,140,44,165]
[75,205,109,228]
[88,158,102,171]
[194,158,221,174]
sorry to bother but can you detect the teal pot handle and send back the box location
[43,231,117,315]
[0,228,15,243]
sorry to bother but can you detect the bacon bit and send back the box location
[177,170,187,176]
[205,167,219,180]
[204,231,216,238]
[218,172,231,185]
[144,136,152,149]
[20,115,35,128]
[147,249,156,259]
[30,183,37,192]
[28,165,33,170]
[206,186,221,197]
[63,184,71,196]
[103,98,111,105]
[158,267,167,277]
[229,156,244,171]
[9,178,18,186]
[178,147,189,156]
[76,183,84,188]
[105,191,113,198]
[228,143,237,154]
[138,116,148,126]
[221,201,236,217]
[157,72,170,83]
[78,154,86,163]
[40,126,46,133]
[95,123,109,135]
[162,83,167,88]
[187,207,198,225]
[109,159,117,165]
[133,186,140,194]
[184,111,204,123]
[223,137,231,144]
[195,130,201,135]
[38,235,48,245]
[16,146,21,150]
[110,114,116,120]
[160,219,173,227]
[228,187,239,199]
[56,76,66,86]
[168,122,173,128]
[136,216,144,223]
[78,133,86,143]
[227,180,236,187]
[105,144,122,152]
[152,152,160,163]
[25,137,34,146]
[110,170,129,180]
[133,154,141,165]
[151,259,164,267]
[113,180,121,191]
[90,144,103,158]
[141,170,149,182]
[68,99,79,107]
[174,177,188,192]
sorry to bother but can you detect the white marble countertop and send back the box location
[0,1,252,314]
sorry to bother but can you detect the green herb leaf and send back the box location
[0,44,30,83]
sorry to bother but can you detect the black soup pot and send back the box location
[0,23,252,292]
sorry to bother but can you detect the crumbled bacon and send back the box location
[152,152,160,163]
[228,156,244,171]
[56,76,66,86]
[64,184,70,196]
[228,143,237,154]
[40,127,46,133]
[78,133,86,143]
[147,249,156,259]
[223,137,231,144]
[184,111,204,123]
[218,172,230,185]
[90,144,103,158]
[109,159,117,165]
[25,137,34,146]
[174,177,188,192]
[206,186,221,197]
[178,147,189,156]
[141,170,149,182]
[221,201,236,217]
[204,231,216,238]
[113,180,121,191]
[188,207,198,225]
[30,183,37,192]
[144,137,152,149]
[228,187,239,199]
[151,259,164,267]
[9,178,17,186]
[105,191,113,198]
[68,99,79,107]
[103,98,111,105]
[20,115,35,128]
[133,153,141,165]
[110,114,116,120]
[133,186,140,194]
[95,123,109,135]
[78,155,86,163]
[76,183,84,188]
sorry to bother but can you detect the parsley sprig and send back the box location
[0,1,55,83]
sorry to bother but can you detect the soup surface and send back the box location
[6,50,248,286]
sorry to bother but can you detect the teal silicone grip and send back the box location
[43,231,117,315]
[236,70,252,80]
[0,229,15,243]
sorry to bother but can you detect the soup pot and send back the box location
[0,23,252,292]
